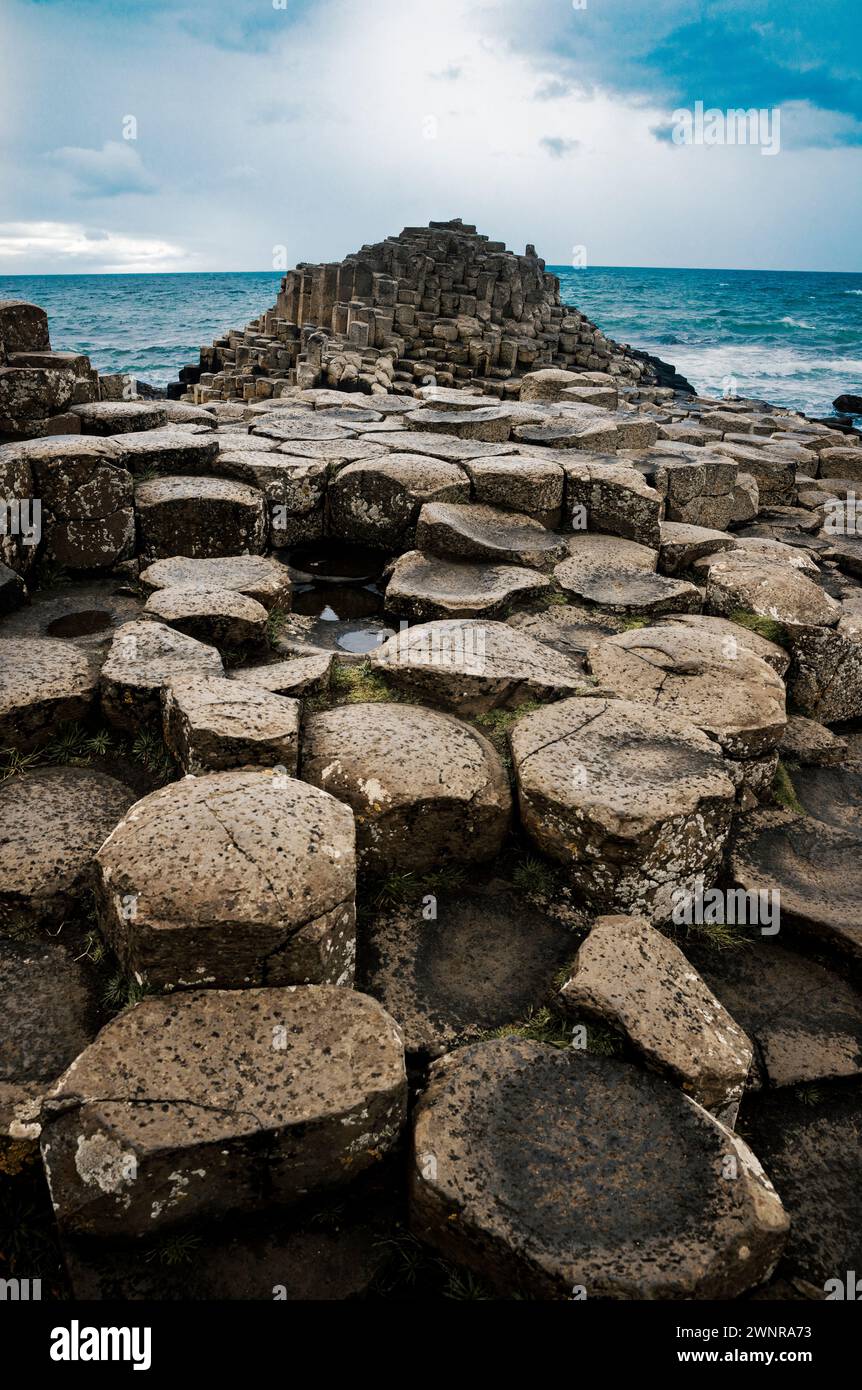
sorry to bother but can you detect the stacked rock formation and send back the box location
[175,219,687,404]
[2,251,862,1302]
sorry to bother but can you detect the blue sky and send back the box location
[1,0,860,273]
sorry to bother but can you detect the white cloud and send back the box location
[0,221,194,273]
[48,141,158,198]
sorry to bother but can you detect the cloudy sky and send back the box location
[1,0,860,274]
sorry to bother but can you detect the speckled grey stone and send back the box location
[0,637,100,750]
[138,554,292,610]
[556,534,701,615]
[135,475,267,561]
[162,674,300,774]
[94,768,356,989]
[99,619,223,731]
[112,426,218,475]
[0,766,134,930]
[0,938,99,1146]
[302,702,510,874]
[587,623,787,758]
[227,653,333,698]
[370,618,586,714]
[558,914,753,1110]
[69,401,168,434]
[40,986,406,1237]
[144,586,268,651]
[511,697,736,921]
[384,550,551,621]
[416,501,568,572]
[328,455,469,546]
[360,888,577,1060]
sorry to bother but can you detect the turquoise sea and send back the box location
[2,266,860,416]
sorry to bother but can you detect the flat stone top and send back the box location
[303,701,507,806]
[134,475,264,505]
[0,435,123,466]
[413,1039,782,1282]
[145,587,268,623]
[587,623,787,754]
[387,550,550,602]
[360,431,522,461]
[138,555,291,604]
[0,636,99,706]
[100,620,223,686]
[372,618,584,683]
[46,986,405,1148]
[336,454,468,487]
[95,768,355,932]
[0,767,135,900]
[165,673,299,736]
[511,696,735,826]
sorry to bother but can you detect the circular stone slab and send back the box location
[360,888,578,1059]
[384,550,551,621]
[0,637,100,751]
[301,702,511,874]
[138,554,292,610]
[0,767,135,930]
[135,475,267,561]
[704,552,841,629]
[95,769,356,990]
[511,697,736,921]
[40,986,406,1238]
[587,624,787,758]
[370,618,586,714]
[410,1040,788,1298]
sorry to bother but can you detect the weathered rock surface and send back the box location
[302,703,510,873]
[0,637,100,750]
[8,435,134,570]
[228,653,333,698]
[384,550,550,620]
[370,618,585,713]
[94,769,356,989]
[555,534,701,614]
[655,611,790,676]
[138,554,292,610]
[135,475,267,561]
[705,552,840,630]
[687,939,862,1089]
[41,986,406,1236]
[0,767,135,930]
[587,624,787,758]
[70,401,168,434]
[779,715,847,767]
[144,586,268,651]
[327,455,469,546]
[113,426,218,476]
[659,522,735,576]
[415,501,568,571]
[787,622,862,722]
[99,619,223,731]
[462,454,564,515]
[511,697,736,920]
[0,938,99,1147]
[558,915,753,1110]
[731,810,862,964]
[564,458,663,547]
[742,1084,861,1291]
[360,888,577,1059]
[410,1040,788,1298]
[162,674,301,774]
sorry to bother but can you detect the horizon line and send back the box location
[2,263,862,279]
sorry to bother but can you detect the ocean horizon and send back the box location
[2,263,860,416]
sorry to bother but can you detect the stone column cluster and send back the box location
[177,219,652,404]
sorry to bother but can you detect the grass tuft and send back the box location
[729,609,788,647]
[331,659,399,705]
[771,760,805,815]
